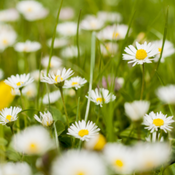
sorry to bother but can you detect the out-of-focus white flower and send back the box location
[67,120,100,141]
[101,76,124,91]
[47,38,69,48]
[86,88,116,107]
[16,0,48,21]
[59,7,74,20]
[124,100,150,121]
[156,85,175,104]
[84,133,106,151]
[0,8,19,22]
[42,90,61,104]
[31,69,42,81]
[0,24,17,51]
[100,42,118,56]
[0,106,22,125]
[64,76,87,90]
[97,11,122,23]
[97,24,128,41]
[145,132,164,142]
[41,55,62,69]
[64,88,76,97]
[80,15,104,31]
[133,142,171,172]
[123,42,158,66]
[41,68,74,86]
[152,40,175,62]
[15,40,41,52]
[34,111,54,127]
[0,162,32,175]
[0,68,4,80]
[12,125,55,155]
[103,143,135,174]
[52,150,107,175]
[22,83,37,98]
[61,46,80,58]
[143,111,174,133]
[4,73,34,90]
[57,22,77,36]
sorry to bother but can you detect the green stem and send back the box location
[140,64,145,100]
[59,87,69,127]
[150,133,153,142]
[54,122,60,153]
[84,32,96,122]
[19,90,27,127]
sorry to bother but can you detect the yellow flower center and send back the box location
[114,159,124,168]
[71,82,78,86]
[55,75,63,83]
[90,22,96,28]
[152,118,164,126]
[145,161,154,168]
[96,97,105,103]
[93,134,106,151]
[77,172,85,175]
[78,129,89,137]
[158,47,162,53]
[5,115,14,122]
[29,143,38,153]
[27,7,32,12]
[135,49,147,60]
[2,39,8,45]
[113,32,119,38]
[16,82,24,86]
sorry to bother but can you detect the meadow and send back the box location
[0,0,175,174]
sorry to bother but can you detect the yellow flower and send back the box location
[0,81,14,110]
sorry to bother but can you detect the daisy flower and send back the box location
[47,38,69,48]
[86,88,116,107]
[34,111,54,127]
[14,40,41,52]
[152,40,175,62]
[0,8,19,22]
[124,100,150,121]
[22,83,37,98]
[0,106,22,125]
[41,55,62,69]
[0,162,32,175]
[142,111,174,133]
[145,132,164,142]
[67,120,100,141]
[42,90,61,104]
[4,73,34,90]
[80,15,104,31]
[103,143,135,174]
[12,125,55,155]
[100,42,118,57]
[57,22,77,36]
[97,11,122,23]
[156,85,175,104]
[61,46,81,59]
[52,150,107,175]
[133,142,171,172]
[0,24,17,51]
[40,68,74,86]
[97,24,128,41]
[59,7,74,20]
[123,41,158,66]
[16,1,48,21]
[64,76,87,90]
[84,133,106,151]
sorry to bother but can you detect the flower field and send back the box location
[0,0,175,174]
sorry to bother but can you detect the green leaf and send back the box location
[55,120,65,136]
[0,138,8,146]
[49,106,66,123]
